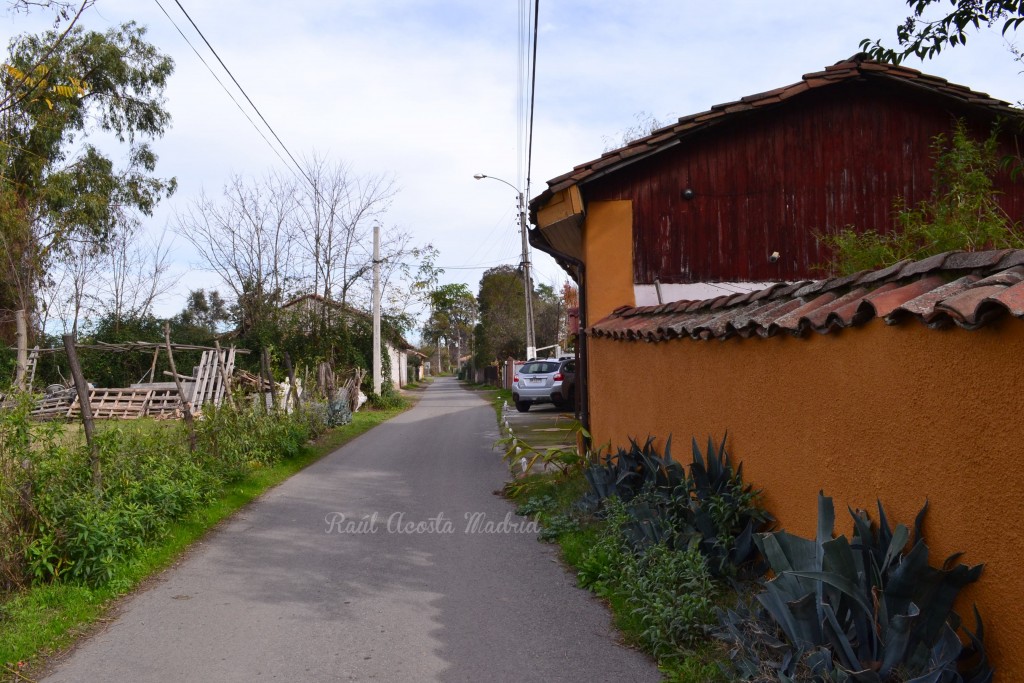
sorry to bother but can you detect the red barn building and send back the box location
[530,54,1024,323]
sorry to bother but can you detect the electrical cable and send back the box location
[151,0,290,171]
[525,0,539,201]
[157,1,379,266]
[170,0,309,183]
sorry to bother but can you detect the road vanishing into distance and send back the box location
[43,378,659,682]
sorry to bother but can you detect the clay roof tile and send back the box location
[861,276,947,318]
[770,292,839,335]
[883,275,981,325]
[943,249,1011,271]
[985,280,1024,316]
[936,284,1012,329]
[899,252,953,277]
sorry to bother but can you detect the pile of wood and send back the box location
[15,345,243,422]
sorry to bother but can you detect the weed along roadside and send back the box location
[0,397,412,681]
[495,400,995,681]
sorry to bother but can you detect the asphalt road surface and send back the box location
[43,378,659,682]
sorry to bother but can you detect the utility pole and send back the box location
[474,173,537,361]
[372,223,382,395]
[14,309,27,390]
[518,190,537,360]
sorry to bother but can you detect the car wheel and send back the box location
[515,401,530,413]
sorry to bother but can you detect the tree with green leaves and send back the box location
[422,283,476,372]
[861,1,1024,64]
[474,265,527,365]
[0,19,175,342]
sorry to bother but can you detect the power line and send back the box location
[525,0,540,201]
[155,1,378,264]
[169,0,308,183]
[151,0,290,171]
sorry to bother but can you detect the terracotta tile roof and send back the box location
[589,250,1024,342]
[532,54,1020,211]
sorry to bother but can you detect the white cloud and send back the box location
[2,0,1022,322]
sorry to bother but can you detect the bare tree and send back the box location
[35,236,91,336]
[93,226,178,323]
[295,154,396,320]
[175,173,301,336]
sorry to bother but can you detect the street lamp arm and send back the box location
[472,172,537,361]
[473,173,520,193]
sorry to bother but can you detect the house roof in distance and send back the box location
[589,250,1024,342]
[281,293,413,349]
[531,54,1021,213]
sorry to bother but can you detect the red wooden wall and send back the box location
[585,81,1024,284]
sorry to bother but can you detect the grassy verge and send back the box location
[456,379,511,420]
[504,471,732,682]
[0,406,406,680]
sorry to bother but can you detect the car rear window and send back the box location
[521,362,558,374]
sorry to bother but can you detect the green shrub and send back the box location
[574,498,716,656]
[1,402,323,590]
[364,390,408,411]
[821,120,1024,275]
[630,544,716,657]
[581,435,772,579]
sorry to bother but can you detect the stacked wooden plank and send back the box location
[67,388,151,420]
[145,388,185,418]
[11,344,241,421]
[31,394,74,420]
[189,347,235,408]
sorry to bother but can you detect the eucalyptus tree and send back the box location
[0,19,175,342]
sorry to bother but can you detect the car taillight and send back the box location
[513,375,519,383]
[553,373,563,381]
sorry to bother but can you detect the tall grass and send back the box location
[0,398,327,593]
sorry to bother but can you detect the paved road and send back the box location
[43,378,659,682]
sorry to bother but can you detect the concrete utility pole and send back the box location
[372,223,382,395]
[474,174,537,360]
[517,189,537,360]
[14,309,27,390]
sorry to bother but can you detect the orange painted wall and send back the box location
[582,200,634,322]
[589,318,1024,672]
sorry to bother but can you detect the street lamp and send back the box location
[473,173,537,360]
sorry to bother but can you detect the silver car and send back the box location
[512,358,576,412]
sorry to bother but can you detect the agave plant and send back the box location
[718,492,992,682]
[675,436,773,578]
[581,435,687,508]
[580,434,772,578]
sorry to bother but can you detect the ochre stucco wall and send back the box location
[582,200,634,322]
[588,318,1024,672]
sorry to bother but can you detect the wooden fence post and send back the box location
[62,334,101,494]
[213,341,235,409]
[163,323,197,452]
[261,348,278,412]
[283,351,302,414]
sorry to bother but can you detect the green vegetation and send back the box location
[0,400,406,675]
[861,1,1024,65]
[822,121,1024,275]
[505,431,993,682]
[503,435,749,680]
[718,494,990,681]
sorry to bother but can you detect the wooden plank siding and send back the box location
[585,81,1024,284]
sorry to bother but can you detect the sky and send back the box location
[4,0,1024,335]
